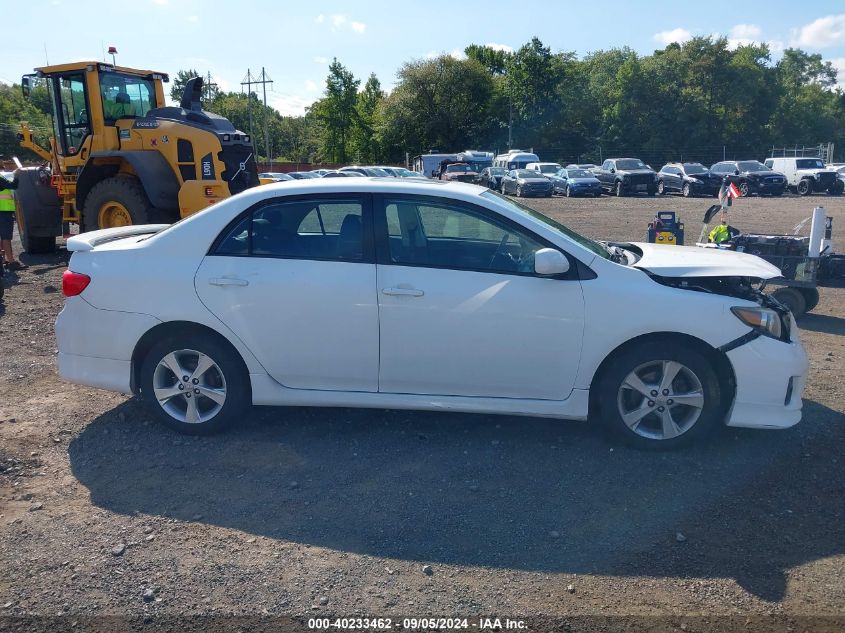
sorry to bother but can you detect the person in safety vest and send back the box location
[0,171,26,270]
[708,209,738,245]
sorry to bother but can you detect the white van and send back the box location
[525,162,562,178]
[493,150,540,170]
[764,157,843,195]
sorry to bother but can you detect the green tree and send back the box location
[378,55,494,160]
[465,44,511,75]
[350,73,384,163]
[312,59,360,162]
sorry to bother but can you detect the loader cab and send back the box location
[23,62,167,160]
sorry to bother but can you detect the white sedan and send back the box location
[56,179,808,448]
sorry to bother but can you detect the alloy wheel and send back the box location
[152,349,227,424]
[616,360,705,441]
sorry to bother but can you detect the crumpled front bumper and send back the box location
[725,320,808,429]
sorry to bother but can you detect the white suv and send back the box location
[525,162,562,178]
[764,157,843,195]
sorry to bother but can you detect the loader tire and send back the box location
[82,177,153,232]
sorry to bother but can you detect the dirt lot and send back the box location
[1,191,844,632]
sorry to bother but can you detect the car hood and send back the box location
[568,177,601,184]
[517,177,552,184]
[630,242,782,279]
[618,169,655,176]
[743,170,783,178]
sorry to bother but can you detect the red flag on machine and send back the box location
[727,181,741,199]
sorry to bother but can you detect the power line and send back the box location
[241,68,273,160]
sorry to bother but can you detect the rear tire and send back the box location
[801,287,821,312]
[770,286,807,316]
[140,332,251,435]
[22,234,56,254]
[82,176,154,232]
[596,342,722,450]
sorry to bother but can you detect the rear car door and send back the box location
[373,195,585,400]
[195,194,379,392]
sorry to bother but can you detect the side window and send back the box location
[56,73,90,155]
[214,199,365,261]
[383,199,546,275]
[711,164,723,173]
[601,160,612,170]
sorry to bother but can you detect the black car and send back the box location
[657,163,723,197]
[500,169,553,197]
[475,167,507,189]
[709,161,786,196]
[549,168,603,197]
[596,158,658,196]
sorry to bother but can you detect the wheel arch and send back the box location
[77,152,181,212]
[587,332,736,423]
[130,320,252,399]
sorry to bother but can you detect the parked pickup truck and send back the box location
[597,158,658,196]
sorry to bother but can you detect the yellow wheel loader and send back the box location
[15,61,258,253]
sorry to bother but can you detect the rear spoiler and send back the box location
[66,224,170,252]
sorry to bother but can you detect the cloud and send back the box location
[305,79,318,92]
[831,57,845,89]
[653,28,692,45]
[317,14,366,34]
[730,24,761,40]
[314,56,328,64]
[449,48,467,60]
[485,43,513,53]
[272,95,316,117]
[425,51,438,60]
[792,14,845,48]
[187,14,198,23]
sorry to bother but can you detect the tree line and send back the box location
[2,36,843,168]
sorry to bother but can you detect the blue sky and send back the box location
[4,1,845,116]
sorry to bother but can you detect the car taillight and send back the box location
[62,270,91,297]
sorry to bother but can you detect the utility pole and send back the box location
[258,67,273,164]
[241,69,255,145]
[203,71,218,103]
[242,68,273,162]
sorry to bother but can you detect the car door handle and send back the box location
[209,277,249,287]
[382,287,424,297]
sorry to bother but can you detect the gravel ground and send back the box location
[1,191,844,632]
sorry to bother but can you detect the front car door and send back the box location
[195,194,379,392]
[373,194,585,400]
[598,160,614,189]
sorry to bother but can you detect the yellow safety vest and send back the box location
[709,223,731,244]
[0,188,15,213]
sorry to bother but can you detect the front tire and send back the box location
[656,180,665,195]
[83,176,154,232]
[796,179,812,196]
[516,186,523,197]
[615,181,624,197]
[682,183,692,197]
[596,343,722,450]
[738,181,750,197]
[140,333,250,435]
[828,181,844,196]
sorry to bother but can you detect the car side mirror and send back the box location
[734,170,740,176]
[609,168,615,174]
[534,249,570,276]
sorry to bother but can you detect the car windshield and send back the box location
[446,164,471,172]
[615,159,647,170]
[480,191,610,260]
[683,164,707,174]
[513,170,536,178]
[737,161,767,172]
[796,159,825,169]
[489,167,505,175]
[539,164,559,174]
[367,168,391,177]
[567,169,591,178]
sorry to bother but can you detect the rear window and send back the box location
[214,199,365,261]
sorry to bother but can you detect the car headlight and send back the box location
[688,177,701,183]
[731,306,784,339]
